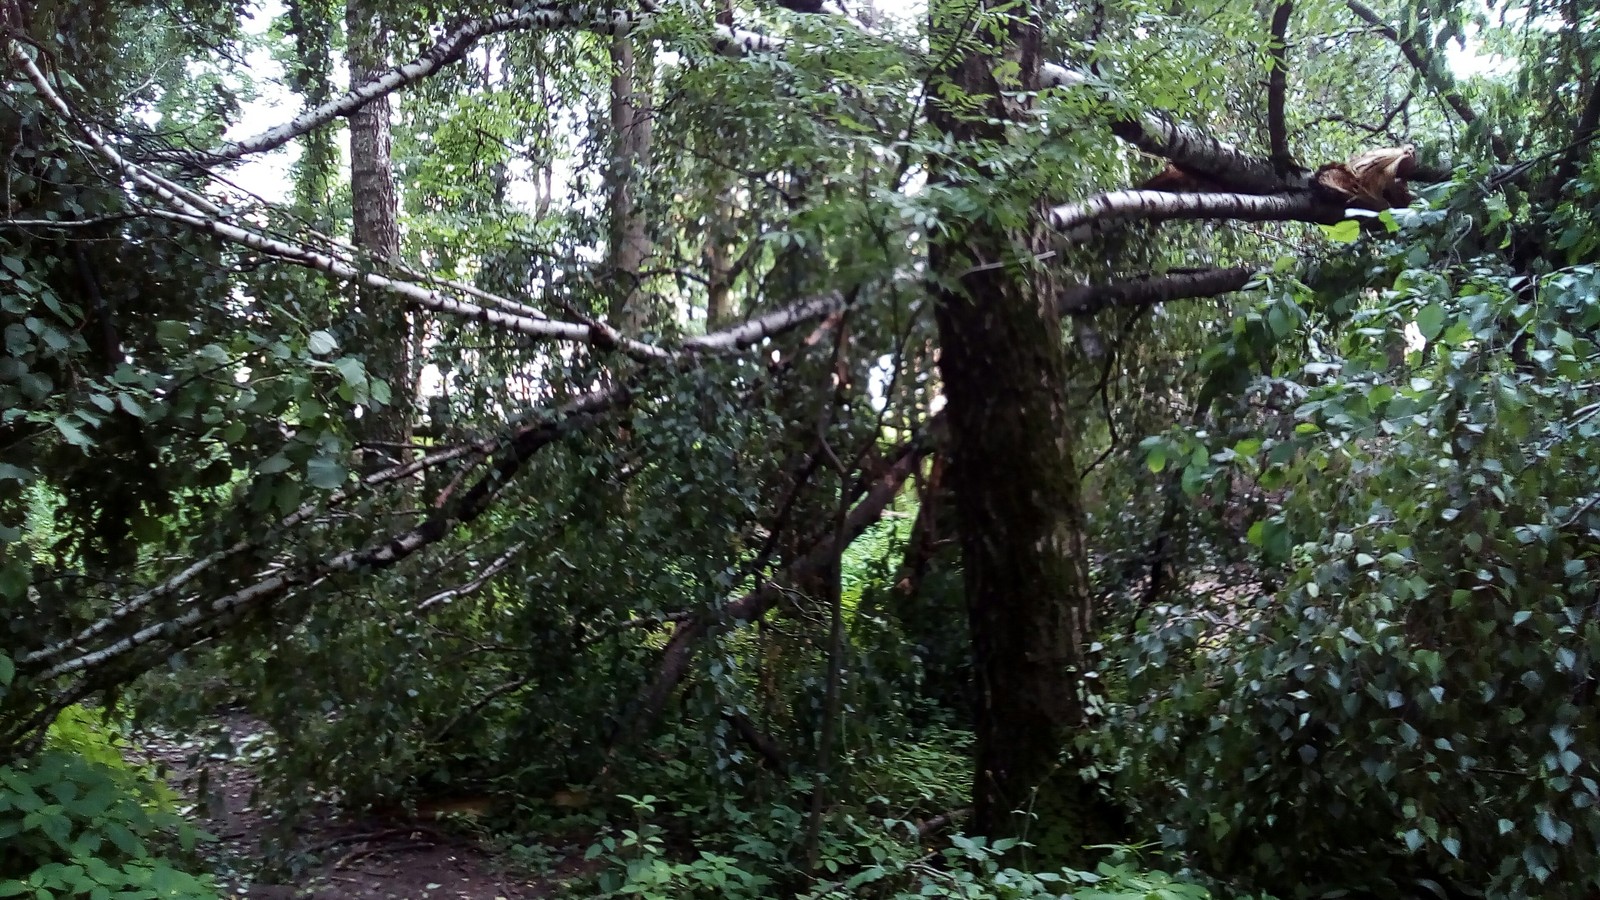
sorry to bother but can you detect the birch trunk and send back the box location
[608,35,653,333]
[346,0,411,451]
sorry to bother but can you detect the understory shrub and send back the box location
[0,707,215,898]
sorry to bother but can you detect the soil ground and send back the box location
[129,715,585,900]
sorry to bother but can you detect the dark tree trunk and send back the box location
[927,0,1107,853]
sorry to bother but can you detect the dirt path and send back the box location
[130,715,556,900]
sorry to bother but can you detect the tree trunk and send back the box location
[705,183,736,327]
[345,0,410,453]
[927,0,1106,853]
[608,35,653,333]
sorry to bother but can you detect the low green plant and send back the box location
[43,706,181,813]
[801,837,1229,899]
[584,793,777,899]
[577,781,1226,900]
[0,708,215,899]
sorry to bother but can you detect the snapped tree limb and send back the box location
[20,442,484,670]
[156,5,783,164]
[1057,266,1260,316]
[22,388,623,684]
[415,542,528,613]
[136,0,1292,208]
[8,33,850,363]
[617,438,928,745]
[1040,65,1297,194]
[1049,189,1345,242]
[143,209,678,360]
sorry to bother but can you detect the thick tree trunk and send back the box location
[927,0,1104,852]
[346,0,410,451]
[608,35,653,333]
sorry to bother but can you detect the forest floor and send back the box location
[128,714,591,899]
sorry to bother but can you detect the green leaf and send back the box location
[116,394,146,418]
[308,330,339,355]
[1267,303,1293,337]
[1415,303,1446,341]
[306,455,347,490]
[1536,809,1572,845]
[1146,445,1167,473]
[1322,219,1361,243]
[155,320,190,345]
[52,417,92,449]
[101,821,143,857]
[334,357,367,388]
[256,454,292,475]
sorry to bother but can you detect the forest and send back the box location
[2,0,1599,896]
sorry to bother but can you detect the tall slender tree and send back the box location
[608,34,653,333]
[345,0,410,453]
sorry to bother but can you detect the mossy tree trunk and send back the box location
[346,0,411,453]
[926,0,1107,853]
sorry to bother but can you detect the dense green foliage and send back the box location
[1,708,213,898]
[1100,177,1600,896]
[3,0,1599,896]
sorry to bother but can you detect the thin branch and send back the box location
[1345,0,1510,162]
[415,543,525,612]
[430,668,545,744]
[152,7,783,164]
[5,38,681,361]
[0,214,143,229]
[6,42,221,218]
[1309,90,1412,138]
[691,291,849,353]
[617,438,928,747]
[726,711,789,770]
[146,208,671,352]
[1550,78,1600,195]
[13,31,850,362]
[917,808,970,836]
[1559,494,1600,531]
[21,442,483,668]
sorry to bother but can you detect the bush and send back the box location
[0,707,215,899]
